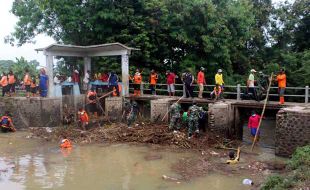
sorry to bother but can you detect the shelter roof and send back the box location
[35,42,139,57]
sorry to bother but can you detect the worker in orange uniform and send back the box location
[149,69,158,95]
[60,135,72,148]
[0,111,16,133]
[87,88,98,119]
[78,107,89,130]
[197,67,206,98]
[0,72,9,97]
[23,69,32,98]
[8,71,16,96]
[276,68,287,104]
[131,69,142,96]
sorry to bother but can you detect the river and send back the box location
[0,130,280,190]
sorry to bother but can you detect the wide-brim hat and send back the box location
[251,69,257,73]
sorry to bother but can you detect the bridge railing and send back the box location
[129,83,309,103]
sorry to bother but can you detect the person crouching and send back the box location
[1,111,16,133]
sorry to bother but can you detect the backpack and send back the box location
[1,117,10,127]
[183,72,193,84]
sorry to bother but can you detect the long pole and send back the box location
[251,73,273,151]
[161,96,183,122]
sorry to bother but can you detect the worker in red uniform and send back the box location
[276,68,287,104]
[78,107,89,130]
[131,69,142,96]
[87,88,98,119]
[248,111,261,142]
[197,67,206,98]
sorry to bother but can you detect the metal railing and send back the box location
[1,83,309,103]
[129,83,309,103]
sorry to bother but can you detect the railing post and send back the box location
[182,84,186,97]
[305,86,309,103]
[237,84,241,101]
[140,82,144,96]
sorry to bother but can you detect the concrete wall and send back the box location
[208,102,234,137]
[105,97,123,121]
[0,97,62,128]
[276,106,310,157]
[150,98,173,123]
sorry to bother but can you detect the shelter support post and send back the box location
[46,55,54,97]
[305,86,309,103]
[121,54,129,96]
[237,84,241,101]
[84,57,91,76]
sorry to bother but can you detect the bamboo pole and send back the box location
[161,96,183,121]
[251,73,274,151]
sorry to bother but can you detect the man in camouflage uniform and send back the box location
[257,71,269,101]
[187,100,203,139]
[127,101,139,128]
[169,102,181,132]
[122,99,131,121]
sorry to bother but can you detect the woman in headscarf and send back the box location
[39,68,49,97]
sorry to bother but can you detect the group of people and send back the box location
[0,68,49,98]
[168,100,207,139]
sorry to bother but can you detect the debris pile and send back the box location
[29,123,220,149]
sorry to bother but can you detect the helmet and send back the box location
[218,69,222,73]
[132,101,138,107]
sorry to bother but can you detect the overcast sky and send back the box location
[0,0,292,67]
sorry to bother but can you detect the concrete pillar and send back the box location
[46,55,54,97]
[105,97,123,121]
[121,54,129,96]
[150,98,172,123]
[84,57,91,75]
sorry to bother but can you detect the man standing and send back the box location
[276,68,287,104]
[187,100,202,139]
[87,88,98,119]
[83,70,91,92]
[166,70,176,96]
[168,102,181,132]
[197,67,206,98]
[8,71,16,97]
[215,69,224,91]
[131,69,142,96]
[23,69,31,98]
[108,71,119,96]
[182,70,194,98]
[248,111,261,142]
[247,69,257,101]
[0,72,8,97]
[149,69,158,95]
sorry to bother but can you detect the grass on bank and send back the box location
[261,145,310,190]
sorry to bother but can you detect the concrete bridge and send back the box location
[0,94,309,157]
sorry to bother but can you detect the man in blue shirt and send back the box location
[108,71,119,96]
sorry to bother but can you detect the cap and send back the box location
[218,69,222,73]
[200,67,205,71]
[250,69,257,73]
[74,70,79,74]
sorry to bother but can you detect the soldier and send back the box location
[127,101,139,128]
[187,100,203,139]
[169,102,181,132]
[257,71,269,101]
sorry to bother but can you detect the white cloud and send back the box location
[0,0,55,66]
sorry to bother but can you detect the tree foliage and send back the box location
[7,0,309,86]
[0,57,39,81]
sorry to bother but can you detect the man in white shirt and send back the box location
[247,69,257,101]
[83,70,91,91]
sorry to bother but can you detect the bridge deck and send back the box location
[125,94,308,109]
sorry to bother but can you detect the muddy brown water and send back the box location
[0,131,281,190]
